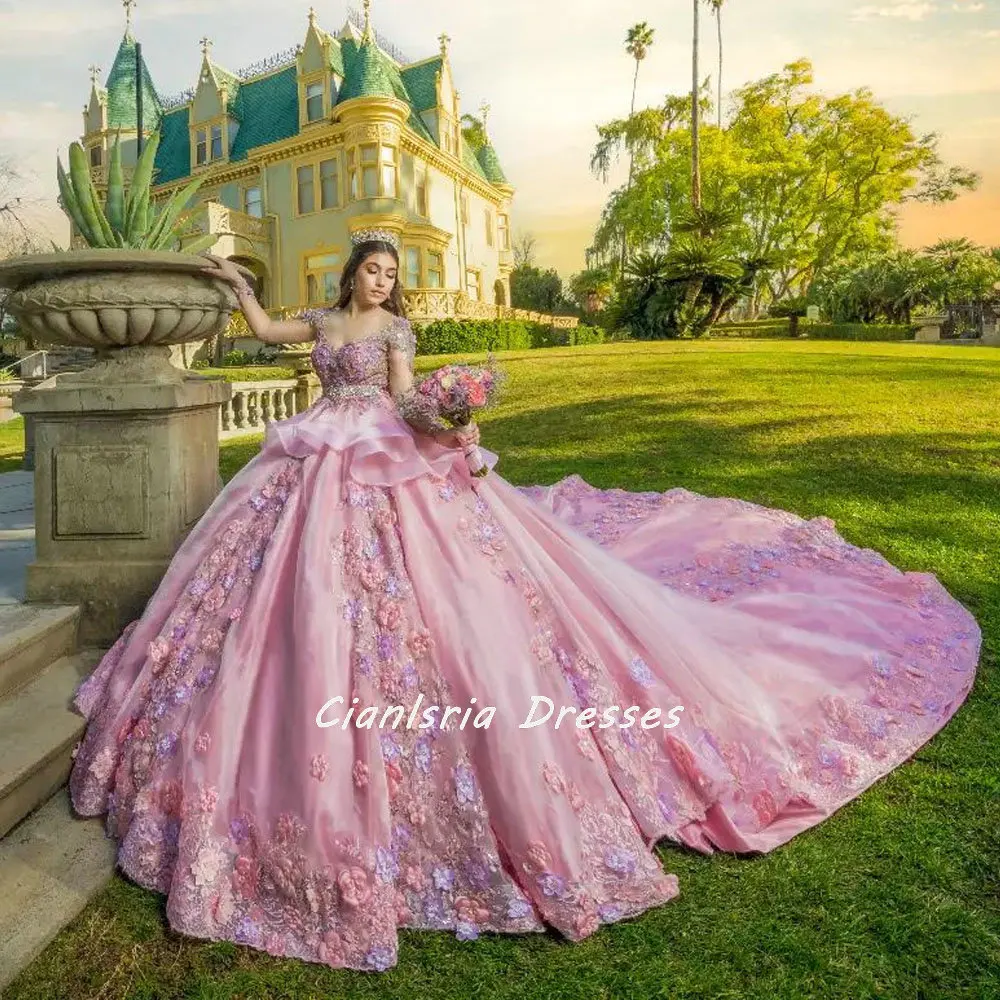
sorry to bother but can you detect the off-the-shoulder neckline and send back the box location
[315,312,406,352]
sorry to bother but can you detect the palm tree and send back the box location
[621,22,655,270]
[691,0,701,209]
[707,0,725,128]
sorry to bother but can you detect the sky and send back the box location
[1,0,999,276]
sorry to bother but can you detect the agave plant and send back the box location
[56,132,216,255]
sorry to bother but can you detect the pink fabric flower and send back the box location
[201,628,225,653]
[573,910,600,937]
[195,732,212,754]
[376,598,402,629]
[385,762,403,800]
[455,896,490,924]
[403,864,425,891]
[198,786,219,813]
[525,840,552,873]
[406,801,427,827]
[576,731,597,760]
[232,856,259,897]
[344,555,364,578]
[148,636,171,667]
[275,813,305,846]
[337,867,372,907]
[318,930,347,965]
[542,762,566,795]
[360,564,385,592]
[352,760,370,788]
[567,782,586,813]
[202,585,227,613]
[374,508,396,530]
[310,753,330,782]
[407,627,434,658]
[752,789,778,826]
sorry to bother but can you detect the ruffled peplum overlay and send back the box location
[69,313,980,972]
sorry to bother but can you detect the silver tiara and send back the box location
[351,228,401,251]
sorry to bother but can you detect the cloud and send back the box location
[852,2,937,21]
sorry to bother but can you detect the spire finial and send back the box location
[479,101,491,135]
[122,0,136,34]
[438,32,451,57]
[362,0,373,42]
[89,64,102,86]
[308,6,317,27]
[200,36,213,58]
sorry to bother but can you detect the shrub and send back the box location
[806,323,916,342]
[411,319,607,355]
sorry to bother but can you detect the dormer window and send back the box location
[192,117,229,171]
[305,82,324,122]
[90,146,103,168]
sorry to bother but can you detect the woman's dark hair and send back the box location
[336,240,407,317]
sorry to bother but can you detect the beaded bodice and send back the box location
[304,311,414,403]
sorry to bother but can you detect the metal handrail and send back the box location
[0,350,48,378]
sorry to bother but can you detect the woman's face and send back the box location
[353,251,398,307]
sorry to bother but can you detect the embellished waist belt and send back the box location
[322,385,390,403]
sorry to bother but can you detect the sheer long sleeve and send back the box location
[388,320,444,434]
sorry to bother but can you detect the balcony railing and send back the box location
[188,202,272,251]
[220,379,301,439]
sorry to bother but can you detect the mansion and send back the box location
[79,4,516,322]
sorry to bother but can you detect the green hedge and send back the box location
[806,323,915,342]
[710,321,793,339]
[194,366,296,382]
[710,320,916,342]
[411,319,607,355]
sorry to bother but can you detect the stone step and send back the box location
[0,605,80,702]
[0,649,103,840]
[0,788,116,992]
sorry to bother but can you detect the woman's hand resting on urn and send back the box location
[434,423,481,450]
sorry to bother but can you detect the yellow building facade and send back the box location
[80,4,518,324]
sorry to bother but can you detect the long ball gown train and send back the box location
[68,315,979,971]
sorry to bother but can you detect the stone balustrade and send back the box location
[219,380,302,439]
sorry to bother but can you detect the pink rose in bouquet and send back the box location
[415,354,506,477]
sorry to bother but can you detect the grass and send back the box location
[0,417,26,474]
[7,340,1000,1000]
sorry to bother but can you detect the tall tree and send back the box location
[621,23,655,271]
[707,0,725,128]
[589,60,980,312]
[691,0,702,209]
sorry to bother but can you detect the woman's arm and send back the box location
[387,322,480,449]
[201,254,315,345]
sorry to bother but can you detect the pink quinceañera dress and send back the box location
[69,314,979,971]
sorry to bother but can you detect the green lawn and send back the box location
[8,340,999,999]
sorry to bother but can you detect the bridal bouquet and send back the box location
[416,354,506,477]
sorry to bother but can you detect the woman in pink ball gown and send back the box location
[68,233,980,973]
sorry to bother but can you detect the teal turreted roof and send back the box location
[105,32,162,130]
[145,23,508,190]
[336,37,435,144]
[337,36,396,102]
[476,143,507,185]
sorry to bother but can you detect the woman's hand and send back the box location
[200,253,248,290]
[434,423,481,450]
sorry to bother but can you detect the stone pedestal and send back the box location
[914,315,945,342]
[15,367,231,645]
[981,321,1000,346]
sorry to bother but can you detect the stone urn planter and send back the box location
[0,250,250,385]
[0,249,255,643]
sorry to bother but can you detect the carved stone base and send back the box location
[15,374,232,645]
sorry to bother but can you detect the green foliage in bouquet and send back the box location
[56,132,216,254]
